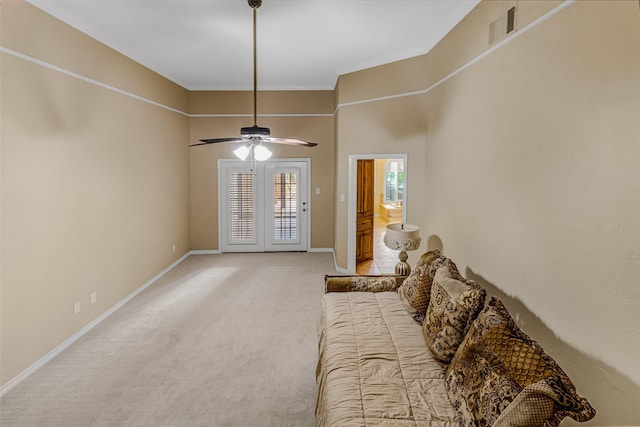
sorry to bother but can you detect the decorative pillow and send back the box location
[492,379,561,427]
[324,275,403,293]
[447,352,523,426]
[445,297,596,427]
[422,260,486,363]
[396,249,447,323]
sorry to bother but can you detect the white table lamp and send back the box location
[383,223,421,275]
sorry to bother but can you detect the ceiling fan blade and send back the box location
[270,137,318,147]
[190,137,247,147]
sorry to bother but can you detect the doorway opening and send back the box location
[348,154,408,274]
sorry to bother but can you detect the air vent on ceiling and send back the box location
[489,6,516,45]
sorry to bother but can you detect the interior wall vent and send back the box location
[489,6,516,45]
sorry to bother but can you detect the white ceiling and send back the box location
[26,0,480,91]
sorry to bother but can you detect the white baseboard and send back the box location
[190,249,222,255]
[0,251,191,397]
[189,249,338,256]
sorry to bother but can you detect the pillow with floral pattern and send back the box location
[422,260,486,362]
[396,249,448,323]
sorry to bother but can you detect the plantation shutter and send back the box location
[227,171,256,242]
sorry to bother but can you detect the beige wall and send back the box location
[334,91,428,270]
[1,0,190,385]
[189,90,335,250]
[334,0,640,424]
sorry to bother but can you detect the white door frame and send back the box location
[218,158,311,253]
[347,154,408,273]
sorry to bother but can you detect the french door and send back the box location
[219,159,309,252]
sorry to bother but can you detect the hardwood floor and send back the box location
[356,216,399,274]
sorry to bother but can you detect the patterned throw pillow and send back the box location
[492,379,562,427]
[447,354,522,427]
[396,249,447,324]
[324,275,402,293]
[445,297,596,427]
[422,260,486,363]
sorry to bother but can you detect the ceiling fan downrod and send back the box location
[250,0,261,129]
[240,0,268,138]
[192,0,317,149]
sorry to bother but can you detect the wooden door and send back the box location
[356,159,374,263]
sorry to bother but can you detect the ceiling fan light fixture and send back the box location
[233,145,251,161]
[254,144,272,161]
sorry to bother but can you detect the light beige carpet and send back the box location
[1,252,336,426]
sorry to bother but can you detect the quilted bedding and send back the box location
[316,291,460,427]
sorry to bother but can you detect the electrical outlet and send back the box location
[172,244,176,253]
[74,301,81,315]
[315,187,320,195]
[90,292,97,304]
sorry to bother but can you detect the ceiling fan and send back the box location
[190,0,317,161]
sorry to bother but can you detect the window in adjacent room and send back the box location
[383,160,404,204]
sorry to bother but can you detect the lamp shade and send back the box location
[254,144,272,161]
[383,223,421,251]
[233,145,251,161]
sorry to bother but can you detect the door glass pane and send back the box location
[228,172,255,241]
[273,172,297,240]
